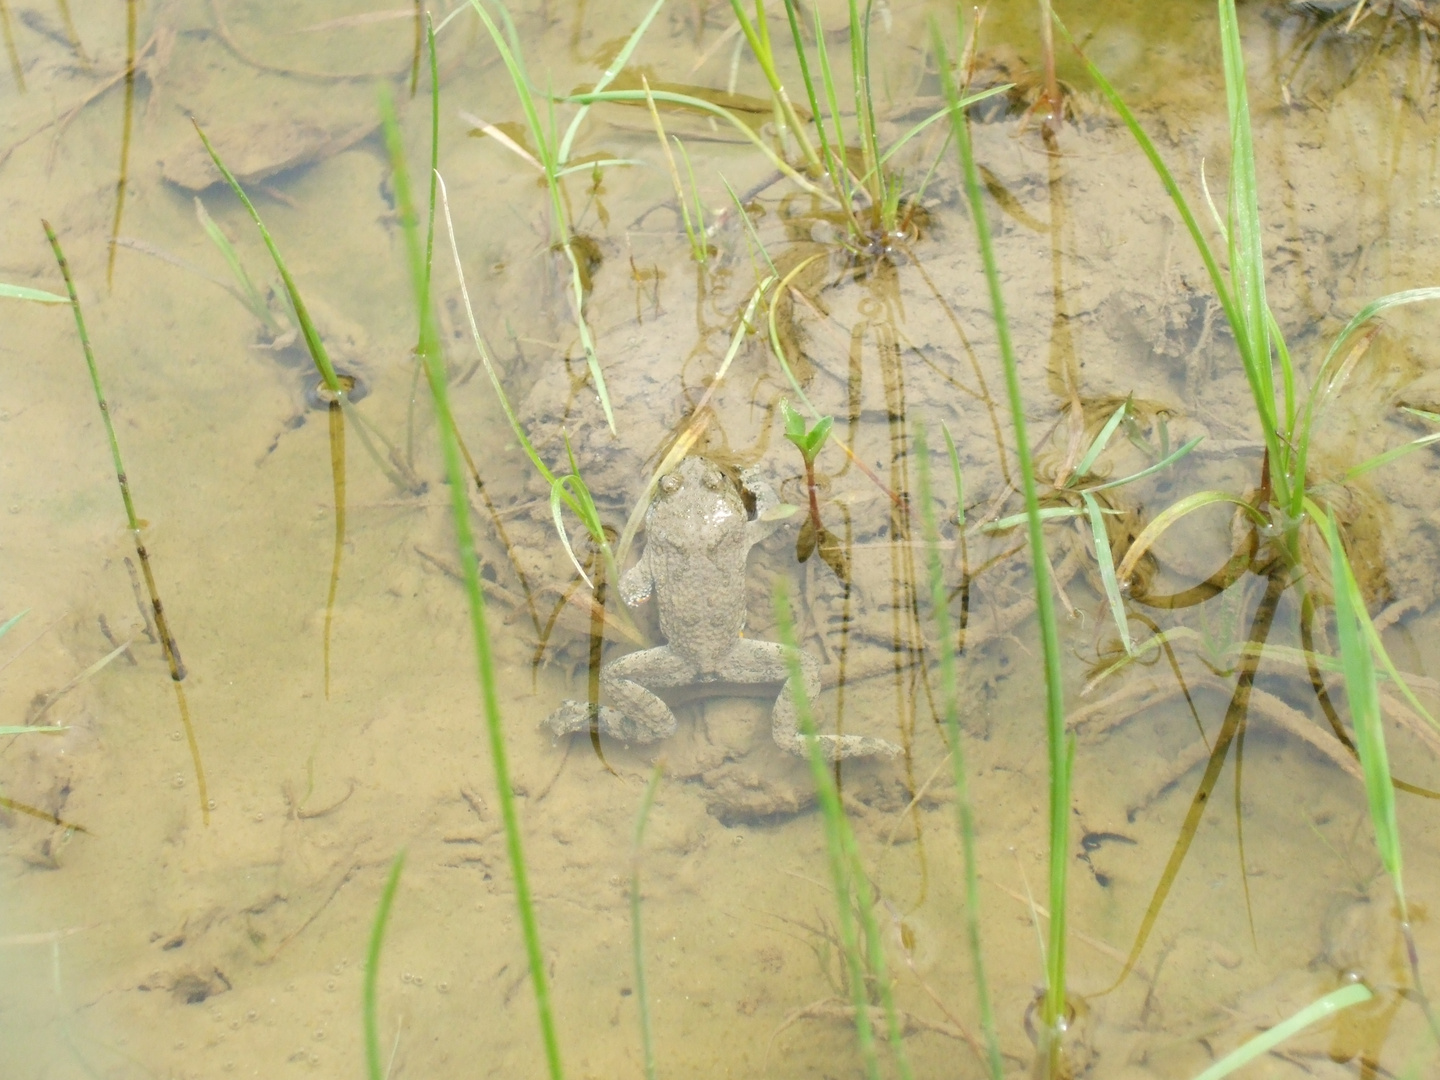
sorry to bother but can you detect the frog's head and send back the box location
[658,457,729,498]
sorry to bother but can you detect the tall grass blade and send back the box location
[935,17,1071,1050]
[380,86,564,1080]
[364,850,406,1080]
[915,427,1003,1080]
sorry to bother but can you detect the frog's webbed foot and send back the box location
[543,700,629,739]
[722,639,900,761]
[775,729,902,761]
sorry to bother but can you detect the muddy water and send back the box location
[3,0,1440,1077]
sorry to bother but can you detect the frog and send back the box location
[543,457,899,761]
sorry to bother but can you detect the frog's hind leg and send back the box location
[545,647,693,744]
[721,640,900,761]
[593,646,699,744]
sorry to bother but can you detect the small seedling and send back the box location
[781,400,846,578]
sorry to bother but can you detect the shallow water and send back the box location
[3,1,1440,1077]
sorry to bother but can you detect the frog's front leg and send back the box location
[740,466,784,547]
[720,639,900,761]
[543,646,696,745]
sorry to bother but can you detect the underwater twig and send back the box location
[43,219,209,826]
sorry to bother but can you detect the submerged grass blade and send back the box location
[193,196,277,332]
[1188,983,1371,1080]
[380,87,564,1080]
[1,283,68,303]
[938,16,1070,1041]
[364,850,406,1080]
[1326,514,1404,895]
[322,402,345,699]
[631,765,664,1080]
[193,121,342,395]
[43,220,209,826]
[915,427,1003,1080]
[1082,491,1132,653]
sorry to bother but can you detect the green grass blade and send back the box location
[193,196,277,332]
[980,505,1092,533]
[1189,983,1371,1080]
[0,726,65,735]
[569,89,837,204]
[1326,513,1402,892]
[422,15,440,310]
[1344,429,1440,481]
[631,765,664,1080]
[1,282,68,303]
[808,0,856,216]
[1115,490,1267,586]
[1068,400,1129,484]
[1295,288,1440,496]
[916,427,1003,1080]
[380,86,565,1080]
[1082,491,1132,653]
[1083,434,1204,494]
[468,0,616,431]
[725,0,819,168]
[0,609,28,639]
[1218,0,1274,422]
[936,15,1070,1042]
[875,88,1010,172]
[364,850,406,1080]
[192,121,342,396]
[558,0,666,163]
[1053,12,1291,491]
[468,0,552,168]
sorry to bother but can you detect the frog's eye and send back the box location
[660,472,682,494]
[702,466,725,490]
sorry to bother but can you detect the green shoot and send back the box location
[364,850,406,1080]
[782,399,837,568]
